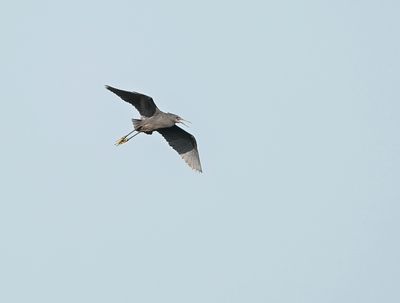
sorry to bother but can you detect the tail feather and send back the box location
[132,119,142,130]
[131,119,152,134]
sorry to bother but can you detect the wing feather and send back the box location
[106,85,158,117]
[157,126,202,172]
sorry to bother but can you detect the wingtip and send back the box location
[190,163,203,173]
[190,167,202,173]
[105,85,119,94]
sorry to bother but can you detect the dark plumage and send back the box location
[106,85,202,172]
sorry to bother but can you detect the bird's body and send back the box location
[133,112,177,133]
[106,85,202,172]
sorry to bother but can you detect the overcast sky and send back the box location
[1,1,399,302]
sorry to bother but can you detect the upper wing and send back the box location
[157,125,202,172]
[106,85,159,117]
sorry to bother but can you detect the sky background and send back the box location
[1,0,399,302]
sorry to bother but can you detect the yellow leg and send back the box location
[115,130,140,146]
[115,136,129,145]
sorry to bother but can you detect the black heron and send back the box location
[106,85,202,173]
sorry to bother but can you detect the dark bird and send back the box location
[106,85,202,172]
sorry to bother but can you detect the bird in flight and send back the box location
[106,85,202,172]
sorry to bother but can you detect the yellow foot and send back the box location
[115,137,128,146]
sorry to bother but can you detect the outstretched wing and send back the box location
[157,126,202,172]
[106,85,159,117]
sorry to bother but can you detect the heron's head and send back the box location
[171,114,191,127]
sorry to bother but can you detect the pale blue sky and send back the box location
[1,1,399,302]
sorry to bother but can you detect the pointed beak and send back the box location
[179,118,191,127]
